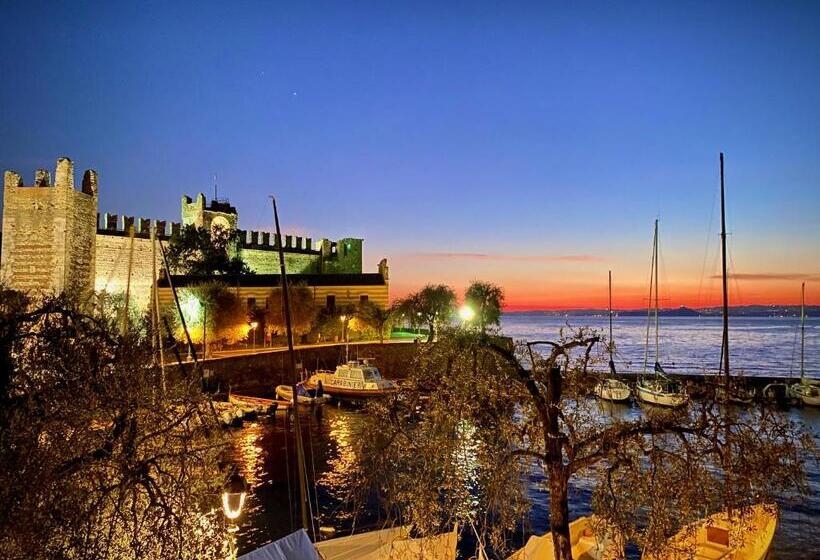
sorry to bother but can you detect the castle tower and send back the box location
[181,193,238,234]
[1,157,98,297]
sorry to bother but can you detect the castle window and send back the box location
[326,295,336,312]
[359,295,369,304]
[247,297,256,309]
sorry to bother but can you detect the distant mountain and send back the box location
[505,305,819,318]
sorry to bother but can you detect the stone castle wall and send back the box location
[1,159,374,308]
[1,158,97,298]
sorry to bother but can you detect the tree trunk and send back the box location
[427,321,435,343]
[549,466,573,560]
[545,365,573,560]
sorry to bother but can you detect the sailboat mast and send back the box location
[654,219,660,367]
[720,153,730,387]
[643,221,657,373]
[272,197,311,534]
[800,282,805,380]
[608,270,613,360]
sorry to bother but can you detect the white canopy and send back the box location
[315,525,458,560]
[238,529,320,560]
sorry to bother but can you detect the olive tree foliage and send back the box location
[353,327,813,560]
[266,281,317,338]
[356,301,395,344]
[165,224,252,276]
[165,281,250,346]
[395,284,456,342]
[464,281,504,333]
[0,291,231,560]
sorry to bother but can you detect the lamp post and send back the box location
[458,304,475,326]
[340,314,349,362]
[222,471,248,521]
[249,321,259,351]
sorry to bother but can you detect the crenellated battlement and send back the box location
[3,157,98,196]
[96,212,181,239]
[236,229,319,253]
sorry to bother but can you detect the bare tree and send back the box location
[0,292,231,560]
[354,327,812,560]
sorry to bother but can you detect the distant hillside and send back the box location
[505,305,819,318]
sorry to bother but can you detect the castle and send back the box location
[1,157,389,311]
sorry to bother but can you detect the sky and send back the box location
[1,1,818,310]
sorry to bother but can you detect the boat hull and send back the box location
[275,384,327,405]
[594,380,631,402]
[507,516,623,560]
[642,503,777,560]
[636,384,687,408]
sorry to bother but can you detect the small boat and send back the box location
[229,392,290,414]
[642,503,778,560]
[637,377,688,408]
[306,359,398,399]
[595,378,631,402]
[762,382,790,404]
[788,283,819,406]
[507,516,623,560]
[275,382,328,405]
[637,220,687,409]
[594,271,632,403]
[715,383,755,405]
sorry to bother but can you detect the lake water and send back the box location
[231,315,819,559]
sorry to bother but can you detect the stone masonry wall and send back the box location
[95,233,162,311]
[1,158,97,298]
[240,247,321,274]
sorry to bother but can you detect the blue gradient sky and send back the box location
[2,1,818,308]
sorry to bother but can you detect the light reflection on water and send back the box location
[230,316,818,559]
[230,404,818,559]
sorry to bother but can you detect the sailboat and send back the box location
[636,219,688,408]
[713,153,755,405]
[594,271,631,402]
[789,283,820,406]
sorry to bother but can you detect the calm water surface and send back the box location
[231,316,819,558]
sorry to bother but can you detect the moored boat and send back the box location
[595,378,631,402]
[229,392,290,414]
[637,219,687,409]
[788,283,818,406]
[275,382,328,405]
[642,503,778,560]
[594,271,632,403]
[507,516,623,560]
[306,359,398,399]
[636,377,688,408]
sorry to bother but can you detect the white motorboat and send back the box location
[306,359,398,399]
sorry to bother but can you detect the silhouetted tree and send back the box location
[396,284,456,342]
[464,281,504,333]
[0,292,230,560]
[166,224,251,276]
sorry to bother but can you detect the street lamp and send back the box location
[339,314,349,362]
[222,471,248,521]
[249,321,259,350]
[459,304,475,323]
